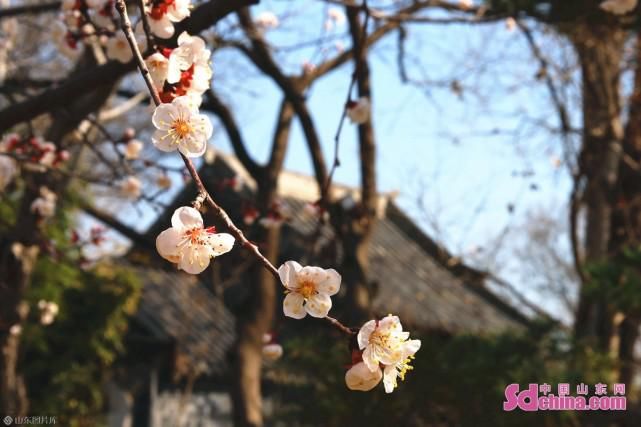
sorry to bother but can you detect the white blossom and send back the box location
[505,17,517,32]
[38,300,59,326]
[30,186,57,218]
[145,52,169,90]
[106,31,133,63]
[120,175,142,199]
[278,260,341,319]
[255,11,279,29]
[151,96,213,157]
[156,206,235,274]
[357,315,421,393]
[166,32,211,87]
[346,97,370,124]
[325,8,345,30]
[166,0,191,22]
[0,155,17,192]
[124,139,144,160]
[148,10,174,38]
[262,343,283,361]
[345,361,383,392]
[600,0,637,14]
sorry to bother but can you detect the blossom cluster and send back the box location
[55,0,118,58]
[58,2,420,395]
[1,134,68,173]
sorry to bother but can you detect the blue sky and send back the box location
[102,1,580,321]
[209,2,579,320]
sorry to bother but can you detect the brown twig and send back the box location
[136,0,156,53]
[324,1,371,205]
[114,0,354,335]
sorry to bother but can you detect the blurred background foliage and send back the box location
[1,189,141,427]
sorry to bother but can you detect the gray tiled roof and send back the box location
[282,197,527,334]
[133,267,235,376]
[132,154,527,372]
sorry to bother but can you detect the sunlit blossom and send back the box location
[345,361,383,391]
[38,300,59,326]
[146,52,169,89]
[30,186,57,218]
[156,206,234,274]
[120,175,142,199]
[106,31,133,63]
[124,139,144,160]
[0,155,17,192]
[357,315,421,393]
[278,260,341,319]
[151,95,213,157]
[346,97,370,124]
[262,343,284,361]
[255,11,279,29]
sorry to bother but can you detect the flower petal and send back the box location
[383,364,398,394]
[378,315,402,334]
[156,228,182,263]
[357,320,376,350]
[345,362,382,392]
[361,345,379,372]
[151,129,177,152]
[305,293,332,318]
[208,233,235,256]
[178,244,212,274]
[315,268,341,296]
[171,206,203,230]
[278,260,302,289]
[283,292,306,319]
[403,339,421,357]
[152,104,176,130]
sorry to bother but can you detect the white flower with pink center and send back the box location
[357,315,421,393]
[156,206,234,274]
[147,0,190,39]
[151,96,212,157]
[145,52,169,90]
[166,32,211,85]
[278,261,341,319]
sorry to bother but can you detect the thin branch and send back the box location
[114,0,354,335]
[0,0,256,132]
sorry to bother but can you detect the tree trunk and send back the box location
[570,23,625,350]
[230,101,293,427]
[0,232,39,415]
[335,6,378,326]
[611,31,641,384]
